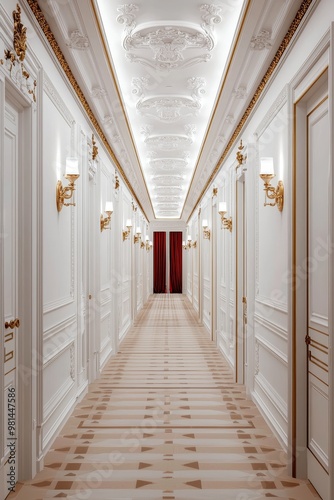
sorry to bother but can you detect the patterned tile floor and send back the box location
[9,295,320,499]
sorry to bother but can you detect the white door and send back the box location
[2,101,20,497]
[306,96,329,499]
[236,174,247,384]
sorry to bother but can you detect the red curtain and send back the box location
[153,232,166,293]
[169,232,182,293]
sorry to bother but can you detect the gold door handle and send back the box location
[5,318,20,329]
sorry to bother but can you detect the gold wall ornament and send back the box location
[1,4,37,102]
[192,240,197,248]
[92,134,98,161]
[236,140,245,167]
[13,4,27,62]
[56,157,80,212]
[140,241,145,249]
[115,172,120,190]
[212,187,218,197]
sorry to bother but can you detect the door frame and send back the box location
[290,31,333,498]
[236,170,246,384]
[1,77,39,484]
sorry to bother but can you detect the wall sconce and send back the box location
[182,240,187,250]
[202,219,211,240]
[145,235,150,251]
[259,157,284,211]
[134,226,141,244]
[56,157,80,212]
[122,219,132,241]
[100,201,113,232]
[218,202,232,232]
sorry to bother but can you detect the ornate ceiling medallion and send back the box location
[122,25,214,71]
[151,175,184,184]
[145,135,192,150]
[133,76,206,122]
[153,185,183,191]
[137,96,200,122]
[149,158,189,171]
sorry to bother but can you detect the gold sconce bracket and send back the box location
[192,240,197,248]
[140,241,145,249]
[123,229,131,241]
[134,234,141,244]
[203,229,211,240]
[202,219,211,240]
[100,212,112,232]
[56,174,79,212]
[218,211,232,232]
[259,174,284,211]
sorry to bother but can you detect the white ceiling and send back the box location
[38,0,302,221]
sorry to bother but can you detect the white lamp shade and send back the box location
[145,235,149,241]
[219,202,227,213]
[126,218,132,227]
[260,157,274,175]
[149,241,153,246]
[65,157,79,175]
[136,226,141,234]
[182,240,185,246]
[105,201,113,213]
[187,235,192,241]
[202,219,208,227]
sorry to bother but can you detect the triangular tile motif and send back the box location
[11,296,320,499]
[184,462,199,469]
[138,462,152,469]
[185,480,202,489]
[136,480,153,488]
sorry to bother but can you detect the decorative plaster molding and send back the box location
[225,114,234,124]
[153,185,183,191]
[91,87,107,99]
[123,26,213,71]
[43,72,75,126]
[70,343,75,380]
[250,30,273,50]
[255,84,288,138]
[66,30,89,50]
[137,95,200,122]
[255,339,259,375]
[103,115,114,126]
[145,135,192,150]
[151,175,184,184]
[131,76,150,97]
[150,158,188,170]
[187,76,207,98]
[200,4,222,32]
[232,86,247,99]
[116,4,139,32]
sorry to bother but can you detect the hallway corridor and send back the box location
[11,295,319,500]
